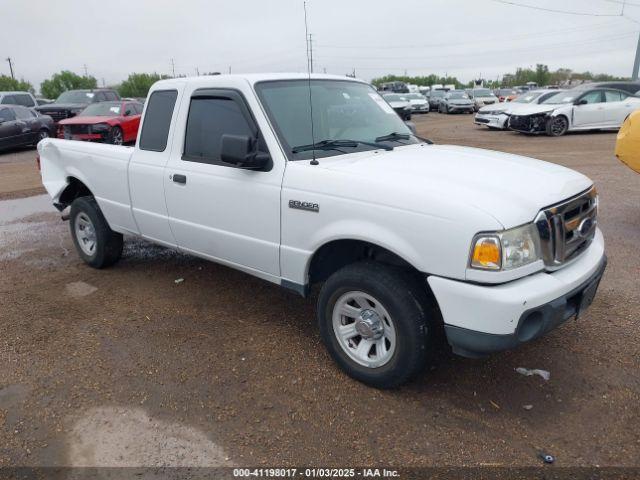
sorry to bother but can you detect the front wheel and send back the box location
[70,196,123,268]
[317,262,435,388]
[107,126,124,145]
[546,115,569,137]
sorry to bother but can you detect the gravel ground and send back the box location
[0,113,639,470]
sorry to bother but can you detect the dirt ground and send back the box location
[0,113,639,471]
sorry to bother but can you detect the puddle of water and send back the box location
[67,407,232,467]
[0,194,55,225]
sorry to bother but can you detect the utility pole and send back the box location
[83,64,88,77]
[308,33,314,73]
[170,58,176,77]
[633,31,640,81]
[6,57,14,79]
[228,65,231,74]
[195,67,200,76]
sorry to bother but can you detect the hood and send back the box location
[478,103,509,114]
[315,144,592,227]
[409,99,427,105]
[506,103,561,116]
[36,103,88,111]
[58,115,119,126]
[387,100,409,108]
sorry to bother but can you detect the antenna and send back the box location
[303,1,318,165]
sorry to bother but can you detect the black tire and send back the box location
[69,196,123,268]
[107,126,124,145]
[317,262,436,389]
[546,115,569,137]
[444,105,449,114]
[35,129,49,145]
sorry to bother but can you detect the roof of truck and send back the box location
[153,73,365,89]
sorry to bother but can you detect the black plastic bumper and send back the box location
[445,256,607,358]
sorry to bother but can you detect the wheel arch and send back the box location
[56,176,94,210]
[306,238,425,288]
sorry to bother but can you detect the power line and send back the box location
[317,31,638,62]
[316,20,619,49]
[489,0,623,16]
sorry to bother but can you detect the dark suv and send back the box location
[35,89,120,124]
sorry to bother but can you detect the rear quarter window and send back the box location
[139,90,178,152]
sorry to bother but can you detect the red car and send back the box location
[57,100,143,145]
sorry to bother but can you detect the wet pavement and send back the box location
[0,114,639,469]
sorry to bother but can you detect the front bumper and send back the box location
[427,228,606,358]
[474,113,508,129]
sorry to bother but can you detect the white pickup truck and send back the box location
[39,74,606,388]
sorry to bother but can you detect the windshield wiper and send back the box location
[292,139,393,154]
[376,131,434,145]
[375,132,410,142]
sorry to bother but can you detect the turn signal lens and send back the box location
[471,236,501,270]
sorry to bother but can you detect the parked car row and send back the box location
[0,87,145,149]
[475,82,640,137]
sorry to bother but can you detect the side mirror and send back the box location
[220,134,270,170]
[575,99,588,105]
[404,121,417,134]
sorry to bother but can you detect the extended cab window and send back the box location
[139,90,178,152]
[183,96,254,165]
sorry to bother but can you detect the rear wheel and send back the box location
[107,126,124,145]
[546,115,569,137]
[69,196,123,268]
[317,262,436,388]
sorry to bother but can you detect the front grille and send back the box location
[68,125,90,134]
[534,187,598,269]
[42,110,70,122]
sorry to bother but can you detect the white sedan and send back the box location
[474,89,560,130]
[507,87,640,136]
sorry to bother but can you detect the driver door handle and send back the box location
[171,174,187,184]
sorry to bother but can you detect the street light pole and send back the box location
[633,31,640,81]
[6,57,14,79]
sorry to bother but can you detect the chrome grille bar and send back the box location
[534,186,598,269]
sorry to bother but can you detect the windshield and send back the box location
[56,91,95,103]
[81,102,121,116]
[472,89,493,97]
[430,90,445,98]
[498,89,516,96]
[542,91,575,104]
[256,80,419,160]
[513,92,542,103]
[447,91,468,99]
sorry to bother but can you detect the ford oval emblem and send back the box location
[577,217,594,237]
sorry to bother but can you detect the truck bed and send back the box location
[38,139,138,234]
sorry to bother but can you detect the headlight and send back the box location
[470,223,541,271]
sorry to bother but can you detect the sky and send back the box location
[2,0,639,93]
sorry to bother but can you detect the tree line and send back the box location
[0,71,170,99]
[372,64,630,89]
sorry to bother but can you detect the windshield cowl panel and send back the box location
[255,79,420,161]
